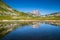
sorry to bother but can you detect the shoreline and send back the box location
[0,20,40,22]
[0,20,60,22]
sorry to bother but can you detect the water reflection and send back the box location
[0,22,19,38]
[0,22,35,38]
[44,22,60,26]
[32,21,60,28]
[32,22,40,28]
[0,21,60,40]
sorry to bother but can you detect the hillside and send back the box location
[46,12,60,16]
[0,0,35,20]
[0,0,17,16]
[44,12,60,20]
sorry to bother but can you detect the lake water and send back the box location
[0,21,60,40]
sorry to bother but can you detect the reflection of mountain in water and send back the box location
[0,22,33,38]
[32,21,60,28]
[44,22,60,26]
[0,22,19,38]
[0,21,60,39]
[32,22,40,28]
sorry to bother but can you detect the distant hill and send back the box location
[44,12,60,20]
[45,12,60,16]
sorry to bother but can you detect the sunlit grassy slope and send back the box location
[0,0,35,20]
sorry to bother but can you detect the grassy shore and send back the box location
[0,20,60,22]
[0,16,60,20]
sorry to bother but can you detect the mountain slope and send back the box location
[44,12,60,20]
[46,12,60,16]
[0,0,34,20]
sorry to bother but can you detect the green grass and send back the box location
[0,16,12,20]
[0,16,60,20]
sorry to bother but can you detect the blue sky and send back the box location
[3,0,60,15]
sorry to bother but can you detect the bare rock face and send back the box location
[32,10,40,16]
